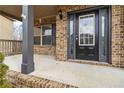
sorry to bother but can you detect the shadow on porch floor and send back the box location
[4,54,124,88]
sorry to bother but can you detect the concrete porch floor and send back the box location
[4,54,124,88]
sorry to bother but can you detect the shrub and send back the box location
[0,53,4,63]
[0,52,12,88]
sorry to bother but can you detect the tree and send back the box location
[0,52,12,88]
[13,20,23,40]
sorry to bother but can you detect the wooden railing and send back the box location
[0,39,22,56]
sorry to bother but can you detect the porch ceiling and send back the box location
[0,5,58,21]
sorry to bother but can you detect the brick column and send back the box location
[112,6,124,67]
[56,8,68,61]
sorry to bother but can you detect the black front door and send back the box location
[76,12,99,61]
[68,6,111,63]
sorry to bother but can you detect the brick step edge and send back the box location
[7,70,78,88]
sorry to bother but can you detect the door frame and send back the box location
[76,11,99,61]
[67,5,111,63]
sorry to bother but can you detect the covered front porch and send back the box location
[4,54,124,87]
[0,5,124,88]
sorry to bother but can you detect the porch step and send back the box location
[68,59,113,67]
[7,70,78,88]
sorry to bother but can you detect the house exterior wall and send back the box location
[0,15,15,55]
[56,5,124,67]
[0,15,13,40]
[112,6,124,67]
[34,45,55,55]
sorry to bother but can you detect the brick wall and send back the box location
[112,6,124,67]
[56,5,124,67]
[34,45,55,56]
[7,70,77,88]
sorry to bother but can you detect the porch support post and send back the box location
[21,5,34,74]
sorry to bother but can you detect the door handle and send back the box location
[76,34,78,40]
